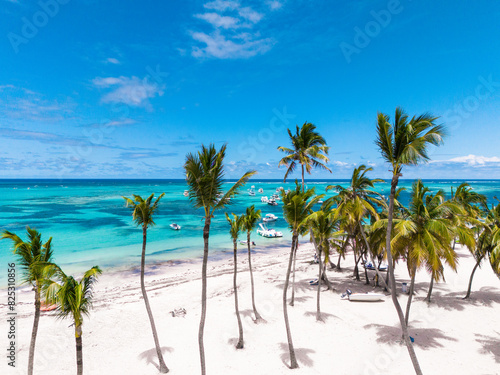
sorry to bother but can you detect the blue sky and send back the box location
[1,0,500,180]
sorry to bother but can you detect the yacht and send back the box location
[170,223,181,230]
[261,196,269,203]
[258,188,264,193]
[262,213,278,222]
[257,223,283,238]
[267,198,278,206]
[248,186,256,196]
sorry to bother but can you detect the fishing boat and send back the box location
[256,223,283,238]
[170,223,181,230]
[341,289,385,302]
[262,213,278,222]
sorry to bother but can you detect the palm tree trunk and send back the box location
[301,164,305,192]
[426,273,434,303]
[358,223,390,292]
[353,251,361,281]
[385,174,423,375]
[141,226,169,373]
[363,255,370,284]
[464,255,484,299]
[310,229,333,290]
[283,235,299,369]
[199,217,210,375]
[247,232,262,321]
[405,265,417,327]
[316,244,323,322]
[233,239,244,349]
[75,324,83,375]
[336,235,350,271]
[28,284,41,375]
[290,239,298,306]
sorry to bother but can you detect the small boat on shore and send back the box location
[170,223,181,230]
[341,289,385,302]
[240,240,256,246]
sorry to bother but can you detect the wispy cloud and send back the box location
[120,151,178,159]
[434,154,500,166]
[105,57,121,64]
[266,0,283,10]
[190,0,274,59]
[92,76,164,108]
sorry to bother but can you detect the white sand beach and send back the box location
[1,243,499,375]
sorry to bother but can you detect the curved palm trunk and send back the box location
[385,174,423,375]
[199,218,211,375]
[247,232,262,321]
[283,235,299,369]
[233,239,244,349]
[464,255,483,299]
[75,324,83,375]
[301,164,305,192]
[337,235,350,270]
[363,256,370,284]
[316,244,323,322]
[141,226,169,373]
[28,285,41,375]
[426,273,434,303]
[359,223,390,292]
[404,264,417,326]
[290,239,298,306]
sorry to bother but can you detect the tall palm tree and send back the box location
[123,193,168,373]
[305,206,342,321]
[43,265,101,375]
[185,144,256,375]
[375,107,446,375]
[388,180,459,324]
[241,205,264,322]
[2,227,53,375]
[464,203,500,299]
[281,184,321,368]
[278,122,331,191]
[225,213,245,349]
[327,165,388,288]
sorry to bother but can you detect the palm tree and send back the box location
[184,144,256,375]
[375,107,446,375]
[2,227,53,375]
[225,213,245,348]
[43,265,101,375]
[281,184,321,368]
[305,206,342,321]
[388,180,459,324]
[123,193,168,373]
[464,203,500,299]
[241,205,264,322]
[278,122,331,191]
[327,165,388,288]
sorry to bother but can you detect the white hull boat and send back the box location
[257,223,283,238]
[261,196,269,203]
[262,213,278,222]
[258,188,264,193]
[341,289,385,302]
[170,223,181,230]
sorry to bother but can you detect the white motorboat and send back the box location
[183,190,189,197]
[240,240,256,246]
[248,187,256,196]
[341,289,385,302]
[271,193,281,201]
[262,213,278,222]
[261,196,269,203]
[267,199,278,206]
[170,223,181,230]
[257,223,283,238]
[258,188,264,193]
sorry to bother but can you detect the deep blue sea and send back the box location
[1,179,499,284]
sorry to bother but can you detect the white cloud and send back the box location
[446,154,500,166]
[238,7,263,23]
[106,57,121,64]
[92,76,164,108]
[191,0,275,59]
[195,12,240,29]
[204,0,240,11]
[266,0,283,10]
[191,31,273,59]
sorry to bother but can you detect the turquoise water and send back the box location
[1,179,499,284]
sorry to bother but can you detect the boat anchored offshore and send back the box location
[262,213,278,222]
[341,289,385,302]
[261,196,269,203]
[258,188,264,193]
[256,223,283,238]
[248,186,256,196]
[183,190,189,197]
[170,223,181,230]
[267,199,278,206]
